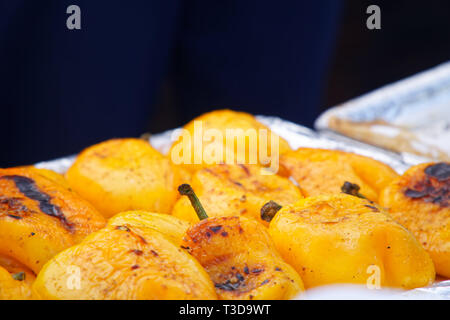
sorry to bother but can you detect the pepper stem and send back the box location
[260,200,282,222]
[139,132,152,141]
[341,181,367,199]
[178,184,208,220]
[12,272,25,281]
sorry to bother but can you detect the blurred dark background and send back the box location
[1,1,450,166]
[323,0,450,111]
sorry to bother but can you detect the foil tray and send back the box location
[315,61,450,162]
[34,115,449,299]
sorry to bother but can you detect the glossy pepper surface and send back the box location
[280,148,399,201]
[379,162,450,278]
[67,138,181,218]
[172,164,303,225]
[0,254,36,300]
[268,194,435,289]
[178,184,304,299]
[169,109,291,173]
[0,167,105,274]
[33,211,216,300]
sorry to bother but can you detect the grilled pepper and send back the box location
[108,211,191,246]
[0,167,105,274]
[268,193,435,289]
[28,167,71,189]
[0,254,36,300]
[0,266,35,300]
[169,109,291,173]
[179,184,304,299]
[280,148,399,201]
[172,164,303,225]
[33,210,216,300]
[66,138,181,218]
[379,162,450,278]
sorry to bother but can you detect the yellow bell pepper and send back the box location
[32,210,216,300]
[0,254,36,300]
[172,164,303,225]
[0,266,35,300]
[268,193,435,289]
[28,167,71,189]
[379,162,450,278]
[108,211,191,246]
[0,167,105,274]
[169,109,291,173]
[66,138,182,218]
[280,148,399,201]
[178,184,304,299]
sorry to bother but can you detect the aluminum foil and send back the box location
[33,115,449,299]
[35,116,415,174]
[256,116,414,174]
[315,61,450,162]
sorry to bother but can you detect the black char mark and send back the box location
[403,163,449,207]
[364,204,379,212]
[215,280,241,291]
[209,225,222,233]
[1,175,74,230]
[238,164,251,176]
[404,189,426,198]
[0,196,29,219]
[425,163,450,182]
[215,277,245,292]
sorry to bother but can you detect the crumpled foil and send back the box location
[34,115,449,299]
[315,61,450,162]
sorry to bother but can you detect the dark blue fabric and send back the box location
[0,1,341,166]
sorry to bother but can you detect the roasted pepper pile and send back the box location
[0,109,447,300]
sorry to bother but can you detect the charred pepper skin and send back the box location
[269,194,435,290]
[182,216,304,300]
[33,211,217,300]
[178,183,304,300]
[380,162,450,278]
[172,164,303,225]
[0,167,105,274]
[280,148,399,201]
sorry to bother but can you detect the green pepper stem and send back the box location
[178,184,208,220]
